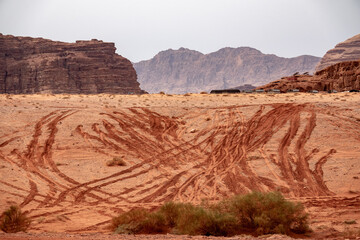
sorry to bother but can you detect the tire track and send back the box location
[2,102,354,233]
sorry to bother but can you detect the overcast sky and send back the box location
[0,0,359,62]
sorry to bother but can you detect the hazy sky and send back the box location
[0,0,359,62]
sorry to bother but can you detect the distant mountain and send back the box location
[315,34,360,72]
[134,47,320,94]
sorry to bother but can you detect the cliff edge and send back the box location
[0,34,145,94]
[315,34,360,72]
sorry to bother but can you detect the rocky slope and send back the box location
[0,34,145,94]
[257,60,360,92]
[315,34,360,72]
[134,47,320,94]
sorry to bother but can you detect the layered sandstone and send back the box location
[315,34,360,72]
[134,47,320,94]
[257,60,360,92]
[0,33,145,94]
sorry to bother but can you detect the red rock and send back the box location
[315,34,360,72]
[0,34,146,94]
[257,60,360,92]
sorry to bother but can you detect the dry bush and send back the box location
[111,202,236,236]
[0,205,31,233]
[106,156,126,167]
[111,192,310,237]
[112,208,150,234]
[159,91,165,95]
[172,203,236,236]
[344,220,357,224]
[228,191,310,235]
[200,91,208,94]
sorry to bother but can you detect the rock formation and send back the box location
[315,34,360,72]
[0,34,145,94]
[257,60,360,92]
[134,47,320,94]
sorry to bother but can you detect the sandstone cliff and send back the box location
[315,34,360,72]
[0,34,145,94]
[257,60,360,92]
[134,47,320,94]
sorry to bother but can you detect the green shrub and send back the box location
[158,201,183,228]
[111,208,149,234]
[0,205,31,233]
[111,208,170,234]
[141,211,168,234]
[228,191,309,235]
[158,202,236,236]
[175,207,236,236]
[111,192,310,237]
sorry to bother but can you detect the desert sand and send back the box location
[0,92,359,239]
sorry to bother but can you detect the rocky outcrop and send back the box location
[257,60,360,92]
[315,34,360,72]
[134,47,320,94]
[0,34,145,94]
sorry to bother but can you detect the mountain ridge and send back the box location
[134,47,320,94]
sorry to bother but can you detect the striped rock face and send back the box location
[315,33,360,72]
[0,34,146,95]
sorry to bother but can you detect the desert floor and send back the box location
[0,92,359,239]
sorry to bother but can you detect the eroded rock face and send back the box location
[134,47,320,94]
[315,34,360,72]
[257,60,360,92]
[0,34,145,94]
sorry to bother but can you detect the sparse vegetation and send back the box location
[111,191,310,237]
[227,191,310,235]
[344,220,357,224]
[0,205,31,233]
[106,156,126,167]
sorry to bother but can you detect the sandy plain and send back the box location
[0,92,359,239]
